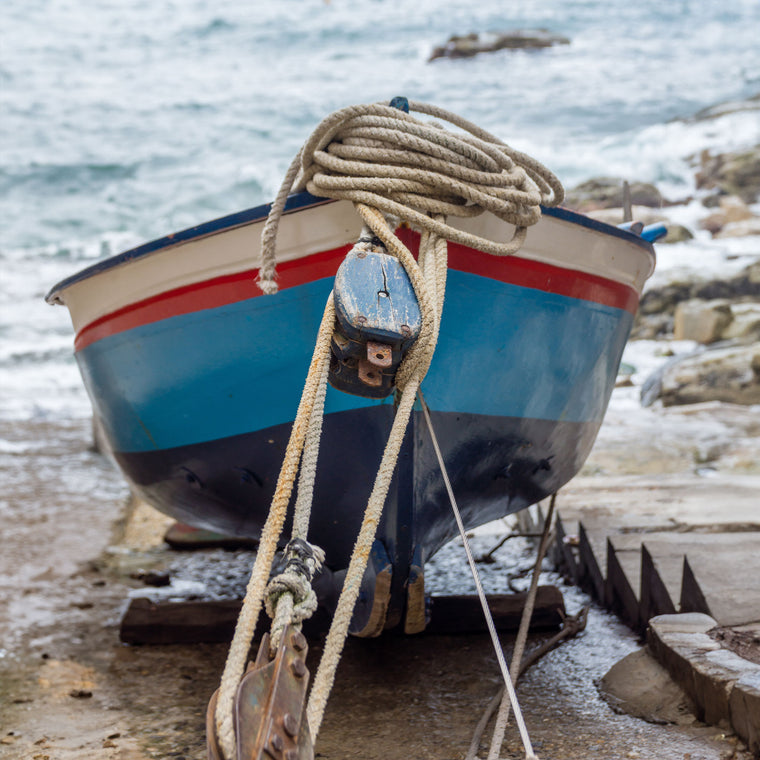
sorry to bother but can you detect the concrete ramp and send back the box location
[551,474,760,633]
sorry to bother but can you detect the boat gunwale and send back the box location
[45,191,656,305]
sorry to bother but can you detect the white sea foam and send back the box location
[0,438,36,454]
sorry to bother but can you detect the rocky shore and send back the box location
[563,98,760,409]
[428,29,570,61]
[555,93,760,756]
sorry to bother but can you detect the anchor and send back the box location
[206,624,314,760]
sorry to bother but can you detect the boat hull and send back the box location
[112,408,599,568]
[48,192,654,626]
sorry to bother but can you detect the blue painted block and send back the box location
[330,248,422,398]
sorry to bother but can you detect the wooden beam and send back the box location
[424,586,565,635]
[120,586,566,645]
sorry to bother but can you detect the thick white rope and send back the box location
[305,207,449,739]
[306,373,421,737]
[257,100,562,295]
[265,353,330,653]
[213,99,563,758]
[213,295,335,760]
[292,356,330,537]
[265,539,325,653]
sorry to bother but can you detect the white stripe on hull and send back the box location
[57,199,655,334]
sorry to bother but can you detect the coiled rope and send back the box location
[258,99,563,296]
[213,99,563,760]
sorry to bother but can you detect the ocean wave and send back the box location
[0,231,140,264]
[0,161,138,193]
[0,347,74,368]
[183,17,238,40]
[2,0,760,427]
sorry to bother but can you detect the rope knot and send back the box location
[265,539,325,649]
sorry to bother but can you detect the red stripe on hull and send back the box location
[449,241,638,313]
[75,232,638,351]
[74,245,351,351]
[395,230,639,315]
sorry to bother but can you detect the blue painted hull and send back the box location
[78,271,631,450]
[77,268,631,543]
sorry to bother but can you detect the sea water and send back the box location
[2,0,760,423]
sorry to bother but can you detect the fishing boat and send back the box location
[46,189,655,621]
[46,101,657,640]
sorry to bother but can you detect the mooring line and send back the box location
[418,392,538,760]
[486,494,556,760]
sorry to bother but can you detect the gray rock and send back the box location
[699,195,756,235]
[699,195,759,237]
[638,282,694,316]
[651,613,717,635]
[662,224,695,243]
[640,347,703,407]
[730,670,760,755]
[659,342,760,406]
[599,648,697,725]
[631,312,675,341]
[673,298,733,343]
[747,261,760,285]
[429,29,570,61]
[715,216,760,238]
[648,613,760,754]
[701,192,726,209]
[723,303,760,342]
[668,298,760,344]
[695,144,760,204]
[633,262,760,338]
[688,92,760,123]
[693,279,750,301]
[563,177,665,212]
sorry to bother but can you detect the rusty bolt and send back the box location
[290,631,307,652]
[282,712,299,737]
[356,251,367,259]
[270,733,285,753]
[357,315,367,324]
[291,659,307,678]
[400,324,411,336]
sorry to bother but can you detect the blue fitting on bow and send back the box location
[389,96,409,113]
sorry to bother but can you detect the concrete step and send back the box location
[648,614,760,757]
[553,513,760,632]
[550,474,760,753]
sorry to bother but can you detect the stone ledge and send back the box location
[648,613,760,754]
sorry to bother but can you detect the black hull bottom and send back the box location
[115,407,599,627]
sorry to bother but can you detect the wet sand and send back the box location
[1,400,756,759]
